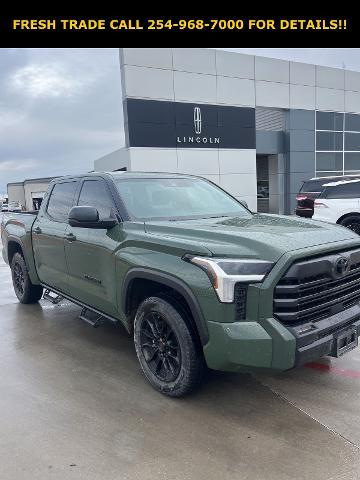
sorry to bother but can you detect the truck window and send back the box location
[47,181,78,222]
[78,180,114,220]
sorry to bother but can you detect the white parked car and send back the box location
[313,178,360,234]
[8,201,22,212]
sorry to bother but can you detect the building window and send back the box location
[316,111,344,131]
[345,132,360,151]
[344,153,360,171]
[316,131,343,151]
[316,152,343,171]
[316,111,360,177]
[345,114,360,132]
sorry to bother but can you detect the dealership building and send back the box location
[7,177,56,211]
[94,48,360,214]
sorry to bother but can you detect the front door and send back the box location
[64,178,121,317]
[32,180,78,293]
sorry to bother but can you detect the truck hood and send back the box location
[144,214,359,262]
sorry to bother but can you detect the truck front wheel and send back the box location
[11,252,43,304]
[134,296,204,397]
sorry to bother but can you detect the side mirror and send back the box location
[239,199,249,209]
[68,206,117,229]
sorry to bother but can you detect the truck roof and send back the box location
[109,171,197,179]
[51,171,200,182]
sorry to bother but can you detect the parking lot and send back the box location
[1,231,360,479]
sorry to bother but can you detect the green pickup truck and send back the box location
[2,172,360,396]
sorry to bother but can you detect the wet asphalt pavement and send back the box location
[0,225,360,479]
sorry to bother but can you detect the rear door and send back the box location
[32,180,79,293]
[64,178,121,317]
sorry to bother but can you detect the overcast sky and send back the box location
[1,48,360,194]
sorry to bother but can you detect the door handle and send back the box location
[33,226,42,234]
[64,232,76,242]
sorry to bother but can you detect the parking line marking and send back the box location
[305,362,360,379]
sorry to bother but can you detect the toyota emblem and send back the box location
[334,256,350,277]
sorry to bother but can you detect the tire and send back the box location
[134,296,204,397]
[339,215,360,235]
[11,252,43,304]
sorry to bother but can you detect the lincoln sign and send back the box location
[176,107,221,145]
[176,136,220,145]
[124,98,256,149]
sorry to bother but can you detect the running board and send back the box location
[79,307,104,328]
[43,289,64,305]
[40,283,120,327]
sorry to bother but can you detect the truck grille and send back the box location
[273,248,360,325]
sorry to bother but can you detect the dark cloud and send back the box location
[0,48,123,193]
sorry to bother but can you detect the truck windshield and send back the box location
[114,177,252,220]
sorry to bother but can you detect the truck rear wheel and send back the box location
[11,252,43,304]
[134,296,204,397]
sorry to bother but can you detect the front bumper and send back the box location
[203,317,295,372]
[203,304,360,372]
[289,303,360,366]
[202,239,360,373]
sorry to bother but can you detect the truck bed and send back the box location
[1,212,38,267]
[1,211,38,233]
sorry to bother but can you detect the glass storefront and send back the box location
[316,111,360,177]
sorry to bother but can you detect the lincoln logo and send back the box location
[176,106,220,145]
[194,107,202,134]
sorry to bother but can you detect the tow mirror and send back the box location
[68,206,117,229]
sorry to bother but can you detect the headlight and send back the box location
[183,255,274,303]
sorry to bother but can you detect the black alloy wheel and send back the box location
[134,296,204,397]
[13,260,25,296]
[11,252,43,304]
[140,310,181,382]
